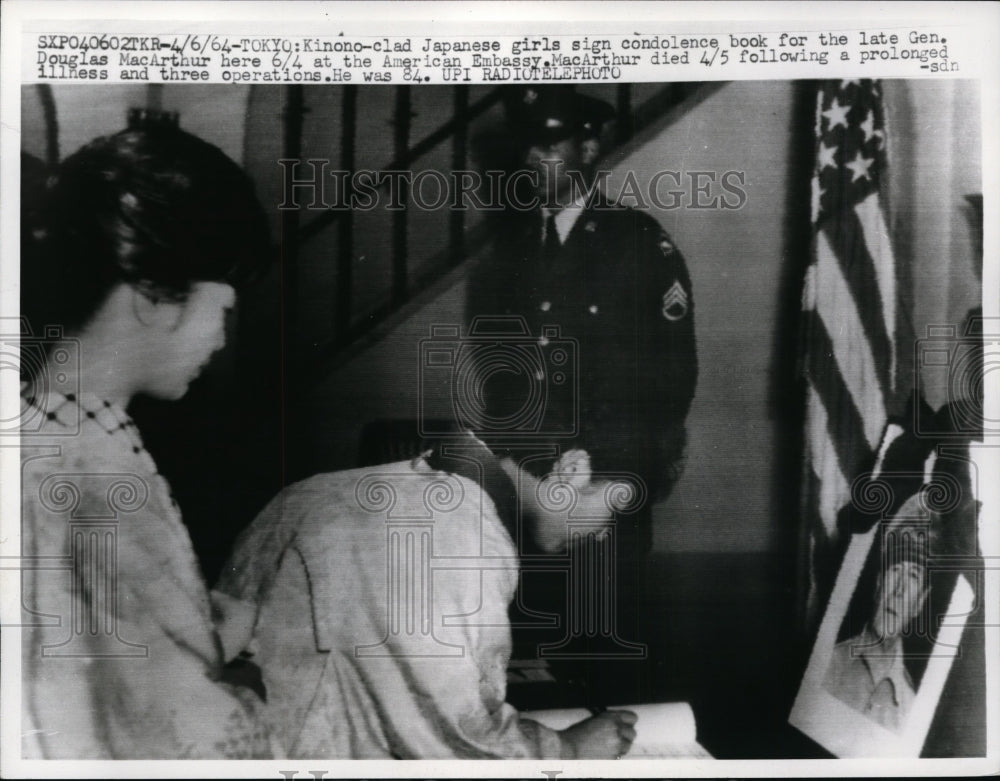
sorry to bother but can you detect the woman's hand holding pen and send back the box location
[558,708,638,759]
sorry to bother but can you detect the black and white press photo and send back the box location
[1,2,996,777]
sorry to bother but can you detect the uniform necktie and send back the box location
[543,212,561,261]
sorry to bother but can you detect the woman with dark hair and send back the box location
[19,121,274,759]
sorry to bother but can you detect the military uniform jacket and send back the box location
[467,196,697,500]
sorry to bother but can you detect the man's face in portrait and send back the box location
[872,560,929,639]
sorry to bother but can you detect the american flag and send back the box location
[800,80,911,624]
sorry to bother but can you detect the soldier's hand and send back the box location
[559,709,638,759]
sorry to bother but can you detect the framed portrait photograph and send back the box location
[790,481,981,757]
[1,1,997,778]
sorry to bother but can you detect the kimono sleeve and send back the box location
[19,461,272,759]
[342,568,565,758]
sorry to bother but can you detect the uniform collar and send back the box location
[857,633,913,706]
[542,185,598,244]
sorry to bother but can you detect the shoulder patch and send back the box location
[662,280,689,321]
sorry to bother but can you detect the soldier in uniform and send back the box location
[466,85,698,676]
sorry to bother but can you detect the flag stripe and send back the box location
[814,229,887,449]
[806,386,852,537]
[856,192,898,394]
[801,79,901,623]
[872,422,905,478]
[822,209,894,396]
[802,306,874,478]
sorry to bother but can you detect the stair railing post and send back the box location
[449,85,469,268]
[391,86,412,308]
[336,85,358,344]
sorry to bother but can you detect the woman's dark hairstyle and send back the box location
[22,120,270,335]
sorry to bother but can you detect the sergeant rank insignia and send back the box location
[662,280,688,321]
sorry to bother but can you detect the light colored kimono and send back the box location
[216,458,564,758]
[19,391,272,759]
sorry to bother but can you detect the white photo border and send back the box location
[790,521,976,758]
[2,1,999,778]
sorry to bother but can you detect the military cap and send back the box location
[502,85,616,146]
[882,493,940,565]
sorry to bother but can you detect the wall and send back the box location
[884,80,982,410]
[608,81,801,553]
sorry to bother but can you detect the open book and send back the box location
[523,702,713,758]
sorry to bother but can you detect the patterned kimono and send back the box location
[19,390,272,759]
[216,458,564,758]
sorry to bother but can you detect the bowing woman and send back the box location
[218,430,639,759]
[19,120,274,758]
